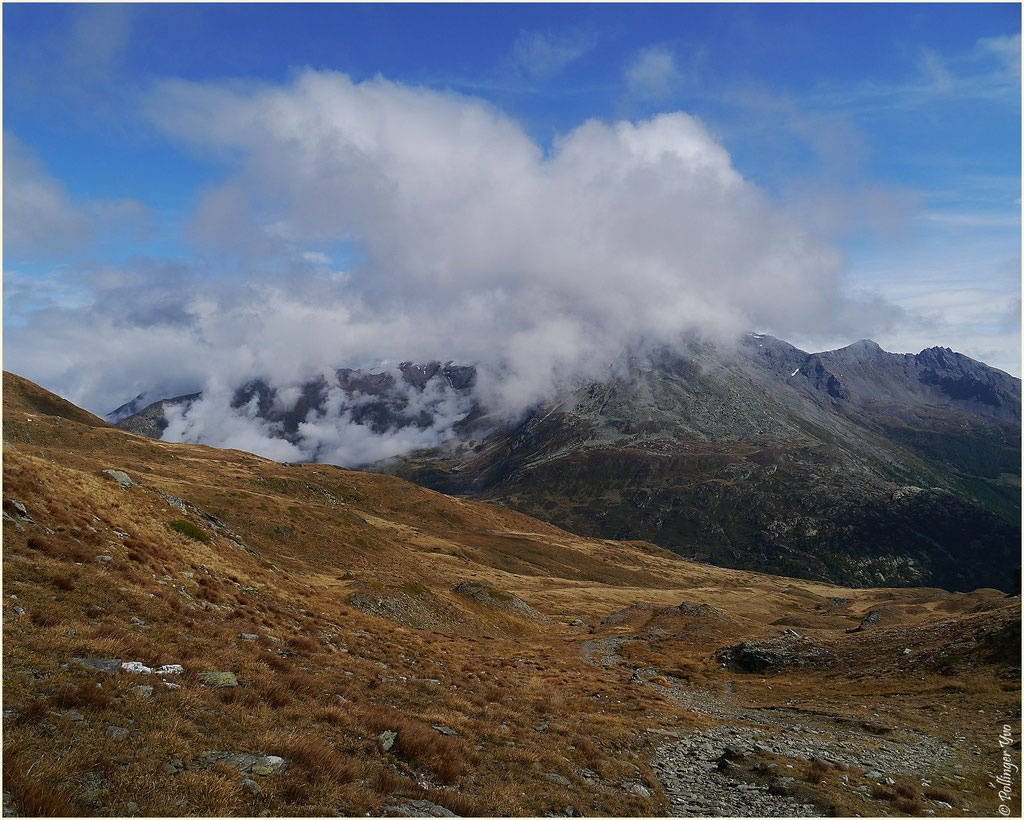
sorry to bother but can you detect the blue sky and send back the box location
[3,2,1021,415]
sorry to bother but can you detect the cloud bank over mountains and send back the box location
[7,70,900,464]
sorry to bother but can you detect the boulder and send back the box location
[714,639,835,673]
[199,671,238,687]
[101,470,135,489]
[73,657,122,675]
[452,580,548,622]
[201,751,286,776]
[383,799,457,817]
[2,499,35,530]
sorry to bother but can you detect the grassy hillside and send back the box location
[3,372,1020,817]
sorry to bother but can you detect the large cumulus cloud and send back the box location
[7,70,882,464]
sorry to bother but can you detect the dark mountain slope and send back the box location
[109,336,1022,591]
[382,337,1021,592]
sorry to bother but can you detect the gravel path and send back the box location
[581,638,955,817]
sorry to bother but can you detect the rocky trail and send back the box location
[581,636,963,817]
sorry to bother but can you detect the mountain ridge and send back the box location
[94,335,1024,590]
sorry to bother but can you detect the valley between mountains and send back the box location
[3,371,1021,818]
[113,335,1022,594]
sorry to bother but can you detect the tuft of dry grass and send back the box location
[52,684,114,711]
[804,759,830,784]
[423,787,482,817]
[267,734,358,784]
[369,766,404,795]
[14,699,51,725]
[922,786,956,804]
[360,707,467,784]
[575,737,601,766]
[2,768,78,816]
[25,534,91,563]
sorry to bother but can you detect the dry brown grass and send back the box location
[895,796,923,814]
[922,786,956,804]
[51,683,115,711]
[804,759,830,784]
[3,371,1018,819]
[268,734,359,784]
[2,755,78,817]
[360,707,467,784]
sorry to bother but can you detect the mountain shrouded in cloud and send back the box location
[9,70,898,464]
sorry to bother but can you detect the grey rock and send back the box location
[3,500,35,531]
[160,493,187,512]
[73,657,122,674]
[378,730,398,752]
[125,802,138,814]
[199,671,238,687]
[452,579,549,622]
[105,726,130,741]
[132,685,154,698]
[240,778,262,795]
[158,759,184,777]
[102,469,135,489]
[569,619,587,627]
[94,555,113,563]
[383,798,457,817]
[64,711,85,722]
[432,725,457,736]
[237,633,258,641]
[545,773,572,788]
[201,751,287,776]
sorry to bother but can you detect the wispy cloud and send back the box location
[978,32,1021,78]
[624,46,681,99]
[3,132,154,259]
[4,4,137,120]
[3,133,92,254]
[509,28,598,80]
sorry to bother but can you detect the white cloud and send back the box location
[978,32,1021,78]
[302,250,330,265]
[918,47,954,94]
[3,133,92,253]
[3,132,154,256]
[625,46,680,99]
[510,29,597,79]
[5,70,905,464]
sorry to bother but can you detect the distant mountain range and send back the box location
[110,335,1022,591]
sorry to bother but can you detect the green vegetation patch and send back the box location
[167,519,210,543]
[400,581,427,597]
